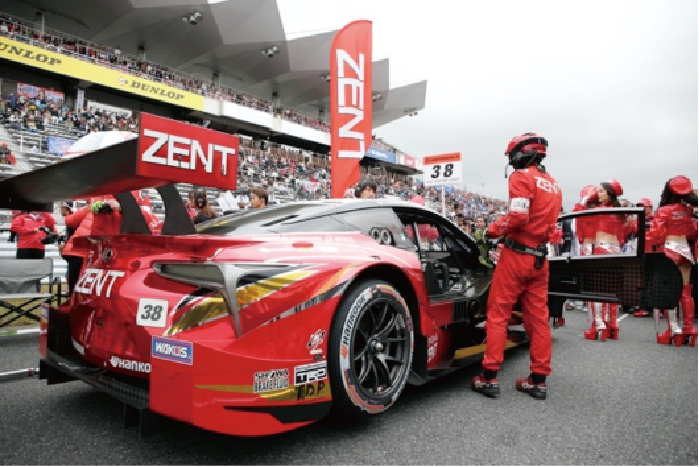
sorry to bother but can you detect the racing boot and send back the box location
[680,284,697,347]
[515,375,547,400]
[471,373,500,398]
[584,302,607,341]
[656,308,683,346]
[606,303,619,340]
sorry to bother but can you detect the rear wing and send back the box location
[0,113,239,236]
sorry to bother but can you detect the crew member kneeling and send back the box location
[471,132,562,400]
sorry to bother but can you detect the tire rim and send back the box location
[350,297,410,399]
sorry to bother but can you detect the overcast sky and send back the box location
[277,0,698,209]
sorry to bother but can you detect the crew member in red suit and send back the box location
[11,210,57,291]
[580,180,626,341]
[471,132,562,400]
[63,191,161,294]
[11,210,56,260]
[646,176,698,346]
[8,210,22,243]
[632,198,655,317]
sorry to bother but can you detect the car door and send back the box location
[393,207,490,325]
[548,207,683,317]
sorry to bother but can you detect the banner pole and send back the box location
[441,186,446,216]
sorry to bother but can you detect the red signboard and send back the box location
[137,113,238,190]
[403,155,416,168]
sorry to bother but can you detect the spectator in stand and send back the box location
[357,180,378,199]
[0,141,10,163]
[251,187,268,209]
[192,191,217,224]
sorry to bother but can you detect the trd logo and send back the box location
[141,129,236,176]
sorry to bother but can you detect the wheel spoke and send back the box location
[375,314,398,341]
[378,303,389,331]
[354,347,366,362]
[372,355,392,389]
[357,353,372,385]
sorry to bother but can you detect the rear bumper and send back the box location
[41,305,333,437]
[40,351,149,409]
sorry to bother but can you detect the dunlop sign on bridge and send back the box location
[0,37,204,112]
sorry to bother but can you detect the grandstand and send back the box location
[0,1,428,217]
[0,0,506,243]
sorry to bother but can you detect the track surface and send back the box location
[1,310,696,465]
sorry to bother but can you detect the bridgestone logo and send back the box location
[342,289,373,347]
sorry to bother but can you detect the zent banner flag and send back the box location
[330,20,373,199]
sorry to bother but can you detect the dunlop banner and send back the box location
[0,37,204,111]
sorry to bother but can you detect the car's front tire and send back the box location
[328,279,414,418]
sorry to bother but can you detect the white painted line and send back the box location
[0,327,40,338]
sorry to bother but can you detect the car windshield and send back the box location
[195,201,345,236]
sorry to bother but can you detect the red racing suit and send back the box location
[482,166,563,376]
[62,193,162,257]
[11,212,56,250]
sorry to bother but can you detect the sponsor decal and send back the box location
[137,113,238,190]
[294,361,328,386]
[109,355,150,373]
[141,129,236,175]
[72,337,85,356]
[0,38,203,110]
[296,381,328,401]
[534,176,561,195]
[307,329,326,356]
[427,334,438,363]
[330,20,373,198]
[341,288,374,348]
[253,369,290,393]
[136,298,169,328]
[74,268,126,298]
[368,227,393,245]
[151,336,193,365]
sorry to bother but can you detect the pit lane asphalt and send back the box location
[1,310,696,466]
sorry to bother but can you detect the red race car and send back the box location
[0,114,680,437]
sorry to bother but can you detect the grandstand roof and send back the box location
[2,0,426,128]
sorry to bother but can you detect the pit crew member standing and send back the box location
[11,210,56,260]
[471,132,562,400]
[646,176,698,346]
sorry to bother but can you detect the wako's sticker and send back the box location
[151,336,193,365]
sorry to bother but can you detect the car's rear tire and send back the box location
[328,279,414,418]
